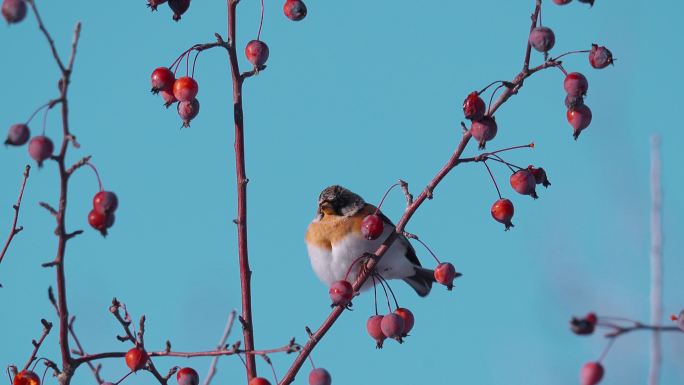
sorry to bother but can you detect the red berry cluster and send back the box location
[88,190,118,236]
[2,0,26,24]
[150,65,200,128]
[366,307,414,348]
[147,0,191,21]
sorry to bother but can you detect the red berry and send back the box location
[28,135,54,167]
[564,72,588,97]
[509,169,538,199]
[552,0,572,4]
[565,94,584,110]
[176,367,199,385]
[308,368,331,385]
[527,166,551,187]
[470,116,498,149]
[161,89,177,108]
[394,307,414,336]
[125,347,149,371]
[245,40,270,67]
[580,362,604,385]
[529,26,555,53]
[570,313,597,335]
[248,378,271,385]
[2,0,27,24]
[89,209,115,236]
[13,370,40,385]
[5,123,30,146]
[93,191,119,215]
[491,198,514,230]
[589,44,614,69]
[567,104,592,140]
[361,214,384,240]
[463,91,486,121]
[151,67,175,94]
[329,280,353,306]
[178,98,200,128]
[434,262,457,290]
[147,0,168,11]
[380,313,405,341]
[284,0,307,21]
[585,312,597,325]
[366,315,386,348]
[168,0,190,21]
[173,77,199,103]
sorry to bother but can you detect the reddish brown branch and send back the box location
[203,310,237,385]
[67,317,105,384]
[600,322,681,338]
[0,165,31,287]
[21,319,53,371]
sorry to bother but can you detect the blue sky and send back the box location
[1,1,683,384]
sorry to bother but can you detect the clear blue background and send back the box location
[1,1,683,384]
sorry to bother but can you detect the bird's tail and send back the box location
[403,267,435,297]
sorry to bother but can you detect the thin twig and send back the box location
[68,317,105,384]
[649,134,663,385]
[21,319,53,371]
[0,165,31,287]
[203,310,237,385]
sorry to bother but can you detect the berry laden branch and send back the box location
[0,164,30,287]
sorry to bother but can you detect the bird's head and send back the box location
[317,185,365,217]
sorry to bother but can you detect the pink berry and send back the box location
[308,368,331,385]
[147,0,168,11]
[529,26,555,53]
[564,72,588,97]
[434,262,458,290]
[248,378,271,385]
[124,347,148,372]
[589,44,614,69]
[463,91,486,121]
[329,280,353,306]
[93,191,119,215]
[491,198,514,230]
[394,308,414,336]
[88,209,115,237]
[151,67,175,94]
[527,166,551,187]
[176,367,199,385]
[580,362,604,385]
[178,98,200,128]
[552,0,572,4]
[173,77,199,103]
[2,0,27,24]
[28,135,54,167]
[284,0,307,21]
[509,169,538,199]
[567,104,592,140]
[361,214,384,240]
[5,123,30,146]
[380,313,405,341]
[366,315,386,348]
[470,116,498,150]
[161,89,177,108]
[245,40,270,67]
[565,94,584,110]
[168,0,190,21]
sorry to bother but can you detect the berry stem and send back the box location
[257,0,265,40]
[371,275,379,316]
[261,355,279,385]
[191,50,201,78]
[597,338,616,363]
[114,370,133,385]
[487,154,521,173]
[343,254,370,281]
[374,182,401,214]
[306,355,316,370]
[478,80,506,95]
[25,101,51,125]
[404,233,441,264]
[483,161,502,199]
[375,274,393,313]
[551,49,591,61]
[85,162,104,191]
[488,142,534,155]
[41,104,50,135]
[487,84,506,116]
[375,274,400,310]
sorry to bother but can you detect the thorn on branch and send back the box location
[41,260,60,268]
[398,179,413,206]
[39,202,58,216]
[165,340,171,353]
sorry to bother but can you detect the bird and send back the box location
[305,185,435,297]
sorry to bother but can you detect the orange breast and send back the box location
[305,205,377,249]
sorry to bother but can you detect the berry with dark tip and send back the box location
[529,26,556,53]
[580,362,604,385]
[245,40,270,67]
[176,367,199,385]
[470,116,498,149]
[570,312,598,335]
[173,76,198,103]
[394,308,414,336]
[284,0,307,21]
[567,104,592,140]
[28,135,54,167]
[308,368,332,385]
[168,0,190,21]
[329,280,353,306]
[366,315,386,348]
[564,72,588,97]
[147,0,168,11]
[527,166,551,187]
[93,191,119,215]
[589,44,614,69]
[151,67,175,94]
[565,94,585,110]
[178,98,200,128]
[509,169,538,199]
[5,123,30,146]
[380,313,405,341]
[578,0,595,6]
[12,370,40,385]
[2,0,27,24]
[161,90,177,108]
[434,262,457,290]
[361,214,384,240]
[463,91,486,121]
[491,198,514,230]
[125,347,148,371]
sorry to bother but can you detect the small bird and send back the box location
[305,185,435,296]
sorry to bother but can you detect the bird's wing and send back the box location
[372,206,422,267]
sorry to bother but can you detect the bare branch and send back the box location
[21,319,53,371]
[203,310,237,385]
[0,165,31,287]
